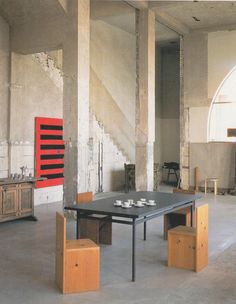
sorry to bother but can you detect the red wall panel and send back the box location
[35,117,64,188]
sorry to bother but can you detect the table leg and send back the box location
[76,211,80,239]
[144,218,147,241]
[132,219,136,282]
[190,201,196,227]
[167,169,170,182]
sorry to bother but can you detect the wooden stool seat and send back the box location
[168,204,208,272]
[163,188,195,240]
[204,178,219,195]
[55,212,100,294]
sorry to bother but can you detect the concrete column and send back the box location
[63,0,90,205]
[180,33,208,189]
[179,36,189,190]
[135,8,155,191]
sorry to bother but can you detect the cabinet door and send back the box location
[19,184,33,215]
[2,186,18,216]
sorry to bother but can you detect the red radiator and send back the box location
[35,117,64,188]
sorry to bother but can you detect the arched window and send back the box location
[208,66,236,142]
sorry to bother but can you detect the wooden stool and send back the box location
[163,188,195,240]
[77,192,112,245]
[168,204,208,272]
[204,178,218,195]
[55,212,100,294]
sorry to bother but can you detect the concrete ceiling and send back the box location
[1,0,236,44]
[91,1,179,44]
[91,1,135,34]
[0,0,65,27]
[150,1,236,32]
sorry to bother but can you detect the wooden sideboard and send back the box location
[0,178,42,223]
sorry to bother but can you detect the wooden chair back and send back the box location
[196,204,208,234]
[56,212,66,250]
[196,204,208,272]
[55,212,66,290]
[77,192,93,204]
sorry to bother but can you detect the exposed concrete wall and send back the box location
[0,16,10,178]
[63,0,90,205]
[10,53,62,143]
[10,52,63,204]
[154,46,162,165]
[91,19,135,128]
[161,47,180,167]
[190,143,235,190]
[184,33,208,108]
[7,1,137,200]
[89,113,128,193]
[208,30,236,100]
[190,30,236,146]
[90,19,136,162]
[135,8,155,191]
[90,68,135,161]
[181,33,208,189]
[90,16,136,191]
[11,16,66,55]
[155,46,180,182]
[184,31,236,189]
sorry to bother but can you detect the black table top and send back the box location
[65,191,200,219]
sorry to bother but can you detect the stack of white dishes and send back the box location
[134,200,145,207]
[146,200,156,206]
[114,200,122,207]
[114,198,156,208]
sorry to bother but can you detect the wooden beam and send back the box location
[193,22,236,33]
[149,1,186,10]
[125,1,148,10]
[155,10,189,35]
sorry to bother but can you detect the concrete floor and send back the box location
[1,186,236,304]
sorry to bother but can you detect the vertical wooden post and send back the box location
[194,167,199,192]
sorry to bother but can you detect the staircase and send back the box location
[32,52,134,163]
[90,68,135,162]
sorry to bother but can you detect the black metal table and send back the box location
[65,191,199,282]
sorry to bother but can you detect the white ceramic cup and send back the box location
[128,199,134,205]
[136,201,142,206]
[140,198,146,202]
[116,200,122,206]
[123,201,130,207]
[149,200,155,204]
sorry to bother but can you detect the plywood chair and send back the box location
[55,212,100,294]
[77,192,112,245]
[163,188,195,240]
[168,204,208,272]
